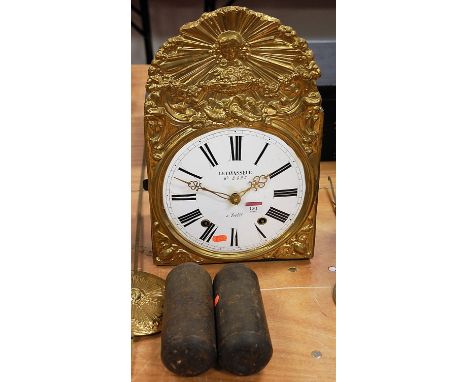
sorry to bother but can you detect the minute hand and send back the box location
[174,177,230,200]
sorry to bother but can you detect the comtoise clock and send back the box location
[144,6,323,265]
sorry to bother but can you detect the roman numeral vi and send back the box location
[230,228,239,246]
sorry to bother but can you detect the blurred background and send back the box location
[131,0,335,160]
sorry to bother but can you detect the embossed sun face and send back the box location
[163,128,306,253]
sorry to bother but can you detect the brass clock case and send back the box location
[144,6,323,265]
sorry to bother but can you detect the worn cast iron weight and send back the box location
[161,262,217,376]
[213,264,273,375]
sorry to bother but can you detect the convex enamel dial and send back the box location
[162,128,306,253]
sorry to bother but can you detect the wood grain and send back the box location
[131,64,336,381]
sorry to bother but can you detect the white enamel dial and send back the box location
[162,127,306,253]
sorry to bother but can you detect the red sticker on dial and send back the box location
[245,201,262,206]
[212,235,227,242]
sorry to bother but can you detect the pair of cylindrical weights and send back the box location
[161,262,273,377]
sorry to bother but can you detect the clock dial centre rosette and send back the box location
[163,128,306,254]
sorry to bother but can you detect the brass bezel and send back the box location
[144,6,323,265]
[152,124,315,262]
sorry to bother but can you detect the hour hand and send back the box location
[238,174,269,197]
[174,177,230,200]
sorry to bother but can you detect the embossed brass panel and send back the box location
[144,6,323,265]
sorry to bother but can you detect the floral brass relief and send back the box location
[144,6,323,265]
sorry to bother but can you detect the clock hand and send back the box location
[237,175,270,198]
[174,177,230,200]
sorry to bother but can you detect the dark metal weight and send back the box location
[213,264,273,375]
[161,263,217,376]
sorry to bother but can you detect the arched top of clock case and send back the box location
[146,6,321,91]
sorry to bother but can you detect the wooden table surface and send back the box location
[131,65,336,381]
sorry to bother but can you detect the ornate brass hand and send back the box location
[174,177,231,200]
[238,175,269,198]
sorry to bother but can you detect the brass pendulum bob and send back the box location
[131,145,165,336]
[131,270,165,336]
